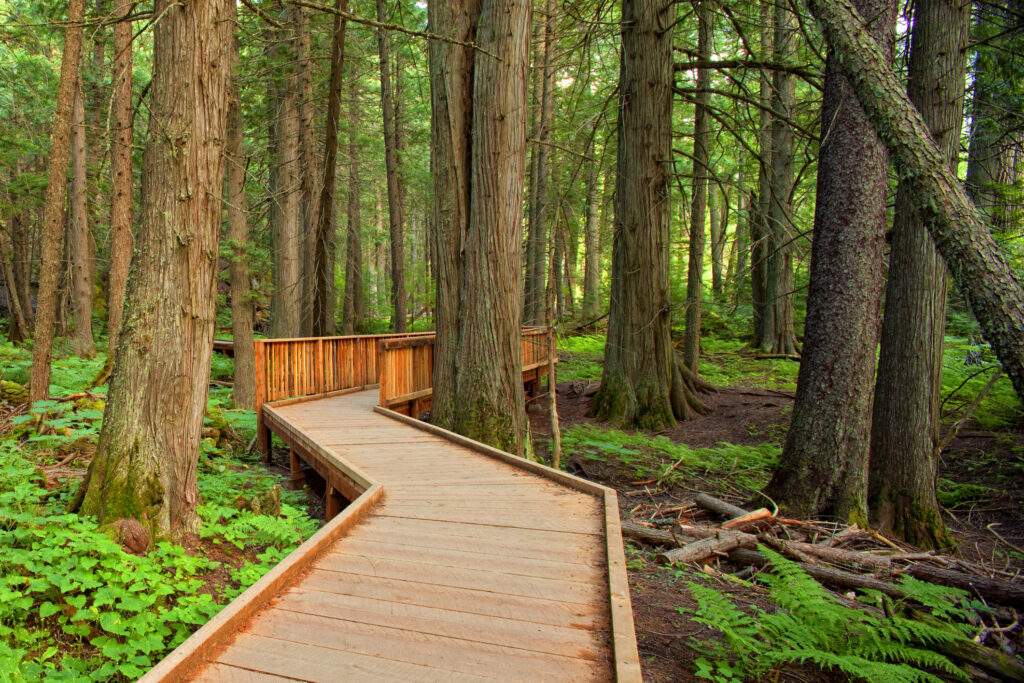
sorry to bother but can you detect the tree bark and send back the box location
[767,0,895,522]
[69,80,95,358]
[451,0,533,456]
[710,184,727,298]
[227,36,255,411]
[268,15,302,339]
[581,141,601,322]
[107,8,134,355]
[524,0,556,326]
[592,0,709,430]
[377,0,407,333]
[428,0,480,429]
[313,0,348,337]
[0,225,29,343]
[296,4,318,337]
[869,0,968,548]
[758,1,799,355]
[804,0,1024,402]
[342,55,364,336]
[751,0,772,345]
[77,0,232,540]
[684,2,711,373]
[30,0,86,402]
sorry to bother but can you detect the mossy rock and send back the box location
[0,380,28,404]
[74,397,106,413]
[232,484,281,517]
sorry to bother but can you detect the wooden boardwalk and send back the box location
[144,389,640,682]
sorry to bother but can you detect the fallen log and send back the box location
[729,547,906,600]
[621,521,693,547]
[907,564,1024,609]
[658,530,753,564]
[694,493,749,519]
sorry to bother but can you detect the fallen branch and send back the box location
[695,493,749,519]
[906,564,1024,609]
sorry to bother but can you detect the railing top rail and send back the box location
[255,332,433,345]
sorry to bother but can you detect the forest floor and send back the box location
[526,334,1024,682]
[2,333,1022,681]
[528,382,1024,682]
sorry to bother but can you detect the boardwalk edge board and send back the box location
[373,405,643,681]
[139,482,383,682]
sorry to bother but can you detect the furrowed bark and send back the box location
[804,0,1024,401]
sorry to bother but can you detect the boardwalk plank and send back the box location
[247,609,612,681]
[213,633,488,682]
[190,663,301,682]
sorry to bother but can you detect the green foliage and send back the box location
[698,337,800,392]
[686,547,970,683]
[940,338,1021,430]
[0,343,317,679]
[555,333,605,382]
[562,423,778,491]
[936,478,993,507]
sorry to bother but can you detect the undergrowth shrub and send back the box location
[562,423,779,491]
[686,547,971,683]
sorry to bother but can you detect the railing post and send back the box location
[378,340,388,407]
[254,340,269,456]
[315,338,324,395]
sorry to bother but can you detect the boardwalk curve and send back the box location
[142,389,641,682]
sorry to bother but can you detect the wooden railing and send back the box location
[254,328,557,449]
[378,327,555,416]
[253,333,430,452]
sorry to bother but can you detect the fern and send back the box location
[687,546,971,682]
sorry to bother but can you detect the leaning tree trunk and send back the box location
[869,0,969,549]
[428,0,480,429]
[77,0,232,541]
[684,2,711,374]
[451,0,532,456]
[227,35,256,411]
[69,80,95,358]
[765,0,895,522]
[107,7,133,354]
[313,0,348,337]
[592,0,709,430]
[30,0,86,402]
[804,0,1024,403]
[377,0,407,333]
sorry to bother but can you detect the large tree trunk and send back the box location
[69,80,95,358]
[268,19,302,339]
[297,5,318,337]
[377,0,407,333]
[313,0,348,337]
[592,0,708,430]
[523,0,556,326]
[228,38,255,411]
[77,0,232,540]
[342,56,364,336]
[428,0,480,429]
[107,8,134,354]
[30,0,86,402]
[869,0,968,548]
[581,141,601,322]
[710,184,727,298]
[451,0,532,456]
[765,0,895,521]
[804,0,1024,403]
[684,3,711,373]
[758,1,799,355]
